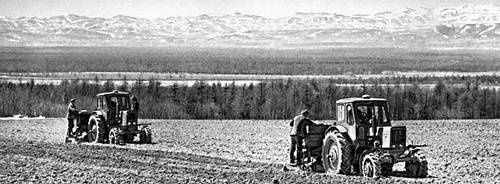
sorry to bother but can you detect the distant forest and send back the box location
[2,47,500,75]
[1,77,500,120]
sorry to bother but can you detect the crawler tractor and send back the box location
[298,95,427,178]
[72,90,152,144]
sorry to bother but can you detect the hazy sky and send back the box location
[0,0,498,18]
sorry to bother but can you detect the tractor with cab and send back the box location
[71,90,152,144]
[297,95,427,178]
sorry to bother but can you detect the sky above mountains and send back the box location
[1,0,499,18]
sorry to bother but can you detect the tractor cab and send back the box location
[336,95,406,149]
[294,94,427,178]
[83,90,151,144]
[96,90,137,126]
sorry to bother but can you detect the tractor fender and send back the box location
[91,111,101,116]
[91,111,104,117]
[90,111,106,123]
[324,125,352,143]
[325,125,348,134]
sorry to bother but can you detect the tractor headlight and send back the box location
[381,154,393,164]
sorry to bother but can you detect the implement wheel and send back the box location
[139,127,152,144]
[405,151,428,178]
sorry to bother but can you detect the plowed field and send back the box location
[1,119,499,183]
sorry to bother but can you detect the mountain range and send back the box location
[1,4,500,48]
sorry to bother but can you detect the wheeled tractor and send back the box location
[72,90,152,144]
[298,95,428,178]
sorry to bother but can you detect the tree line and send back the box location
[1,78,499,120]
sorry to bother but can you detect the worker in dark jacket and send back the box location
[66,99,78,139]
[289,109,311,165]
[130,96,139,124]
[131,96,139,113]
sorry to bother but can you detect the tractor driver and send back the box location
[108,97,118,109]
[108,97,118,119]
[289,109,312,165]
[356,106,372,124]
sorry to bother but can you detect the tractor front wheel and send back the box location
[362,153,382,178]
[108,127,120,144]
[88,123,97,142]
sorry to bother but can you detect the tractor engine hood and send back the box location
[119,110,138,126]
[378,126,406,149]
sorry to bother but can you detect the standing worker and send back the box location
[289,109,311,165]
[131,96,139,124]
[131,96,139,112]
[66,99,78,142]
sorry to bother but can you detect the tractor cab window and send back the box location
[107,96,130,110]
[355,104,389,125]
[337,105,345,122]
[355,105,372,125]
[97,97,103,109]
[373,105,388,125]
[347,105,354,125]
[101,98,107,109]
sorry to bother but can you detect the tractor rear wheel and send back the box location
[405,151,428,178]
[88,116,105,143]
[322,131,352,175]
[362,153,382,178]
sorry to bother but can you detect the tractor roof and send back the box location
[336,95,386,104]
[96,90,129,97]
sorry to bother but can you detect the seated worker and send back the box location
[108,97,118,119]
[356,106,372,125]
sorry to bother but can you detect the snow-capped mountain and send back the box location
[2,4,500,47]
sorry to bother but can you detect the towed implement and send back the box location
[295,95,428,178]
[71,90,152,144]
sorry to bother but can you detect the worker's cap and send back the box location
[131,96,137,101]
[301,109,310,115]
[70,99,75,102]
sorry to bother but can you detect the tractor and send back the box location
[72,90,152,144]
[297,95,428,178]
